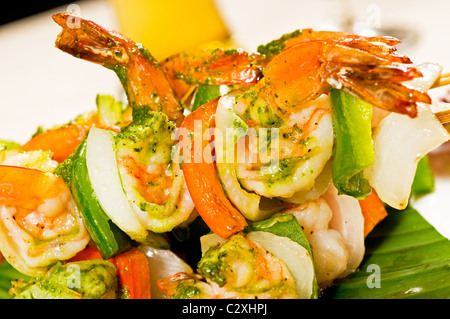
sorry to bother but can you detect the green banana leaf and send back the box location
[0,261,29,299]
[323,205,450,299]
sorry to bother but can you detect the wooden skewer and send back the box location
[180,85,197,105]
[424,71,450,124]
[431,72,450,89]
[435,110,450,125]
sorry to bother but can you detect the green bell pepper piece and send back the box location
[330,89,374,199]
[411,155,435,196]
[191,84,234,111]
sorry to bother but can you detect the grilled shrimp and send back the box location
[227,92,334,198]
[280,198,348,288]
[115,110,196,233]
[226,29,430,198]
[0,166,90,277]
[165,28,430,117]
[157,234,298,299]
[257,29,430,118]
[322,184,365,278]
[280,184,364,288]
[53,13,184,126]
[52,14,197,233]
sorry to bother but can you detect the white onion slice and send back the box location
[86,127,148,241]
[407,63,442,91]
[138,245,193,299]
[248,231,315,299]
[368,104,450,209]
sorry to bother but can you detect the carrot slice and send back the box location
[21,124,90,163]
[113,248,151,299]
[359,189,388,237]
[68,246,151,299]
[180,99,248,239]
[67,245,105,262]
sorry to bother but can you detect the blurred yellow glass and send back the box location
[109,0,232,60]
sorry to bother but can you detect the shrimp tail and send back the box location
[258,28,412,64]
[53,13,184,126]
[320,44,431,117]
[263,39,430,117]
[53,13,131,68]
[161,49,265,98]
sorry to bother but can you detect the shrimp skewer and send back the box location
[150,31,433,210]
[53,13,184,126]
[50,14,434,237]
[169,28,433,231]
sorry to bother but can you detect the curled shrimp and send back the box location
[117,154,196,233]
[227,92,334,199]
[279,184,364,288]
[322,184,365,278]
[280,198,348,288]
[259,29,430,117]
[0,166,90,277]
[157,233,298,299]
[53,13,184,126]
[114,111,196,233]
